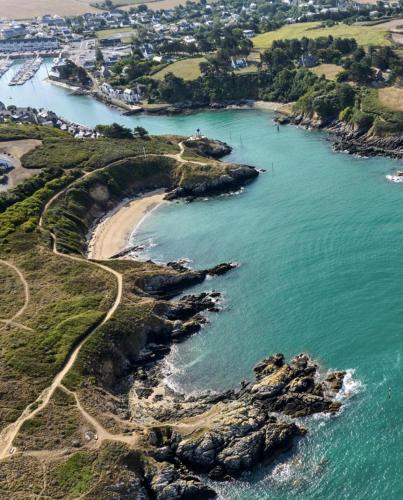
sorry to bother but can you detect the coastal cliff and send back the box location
[62,258,346,499]
[282,113,403,159]
[0,125,347,499]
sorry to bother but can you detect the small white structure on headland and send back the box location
[188,128,206,141]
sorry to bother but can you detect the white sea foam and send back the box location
[335,368,363,402]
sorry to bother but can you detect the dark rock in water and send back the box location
[159,292,221,321]
[135,270,207,299]
[207,262,237,276]
[275,115,290,125]
[325,371,346,392]
[167,261,190,272]
[143,353,345,486]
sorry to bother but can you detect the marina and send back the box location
[0,58,12,78]
[8,56,42,86]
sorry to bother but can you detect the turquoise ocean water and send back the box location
[1,61,403,499]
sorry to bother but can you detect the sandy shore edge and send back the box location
[87,189,166,260]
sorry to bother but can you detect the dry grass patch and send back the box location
[0,0,99,19]
[152,57,206,81]
[0,263,25,319]
[253,21,391,50]
[378,87,403,112]
[121,0,191,10]
[312,63,343,80]
[14,388,95,451]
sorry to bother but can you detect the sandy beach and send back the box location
[87,190,166,260]
[253,101,294,115]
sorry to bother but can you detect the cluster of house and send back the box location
[285,0,400,23]
[0,102,96,138]
[99,83,144,105]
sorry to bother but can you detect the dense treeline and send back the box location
[0,168,63,212]
[338,46,403,84]
[0,172,79,239]
[154,67,355,120]
[262,35,357,68]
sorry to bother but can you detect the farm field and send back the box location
[121,0,191,10]
[152,58,259,81]
[312,63,343,80]
[373,18,403,45]
[378,87,403,112]
[96,27,137,41]
[0,0,99,19]
[252,21,391,50]
[152,57,206,81]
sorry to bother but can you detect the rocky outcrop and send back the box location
[137,353,345,496]
[135,262,236,299]
[165,164,259,200]
[288,113,403,159]
[183,138,232,159]
[145,462,216,500]
[329,121,403,159]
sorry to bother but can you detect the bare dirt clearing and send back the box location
[0,139,42,188]
[0,0,99,19]
[368,18,403,45]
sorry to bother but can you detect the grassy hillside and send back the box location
[311,63,343,80]
[45,156,177,254]
[253,21,391,50]
[0,123,244,440]
[378,87,403,112]
[21,135,179,170]
[360,88,403,135]
[0,127,180,428]
[152,57,207,81]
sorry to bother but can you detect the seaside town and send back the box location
[0,0,402,109]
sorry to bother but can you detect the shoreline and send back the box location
[87,189,166,260]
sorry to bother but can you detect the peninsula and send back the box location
[0,122,346,498]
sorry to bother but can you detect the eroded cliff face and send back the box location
[284,113,403,159]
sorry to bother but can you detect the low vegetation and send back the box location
[21,134,178,170]
[152,57,207,81]
[312,63,343,80]
[378,87,403,112]
[253,21,391,49]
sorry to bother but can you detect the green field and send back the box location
[152,57,207,81]
[95,27,136,40]
[152,57,259,81]
[311,63,343,80]
[253,21,391,50]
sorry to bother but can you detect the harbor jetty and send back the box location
[9,56,42,86]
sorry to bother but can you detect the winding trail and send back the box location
[0,260,30,326]
[0,140,198,460]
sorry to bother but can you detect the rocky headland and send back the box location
[76,258,346,499]
[0,127,348,499]
[280,113,403,159]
